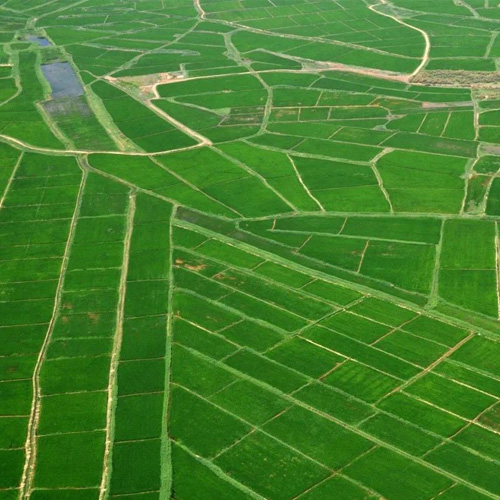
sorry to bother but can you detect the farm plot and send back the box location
[167,218,500,499]
[375,150,468,213]
[91,81,197,152]
[42,96,118,151]
[30,172,130,496]
[438,220,498,317]
[9,171,176,498]
[114,38,246,79]
[238,214,438,298]
[2,0,500,498]
[155,73,269,142]
[0,153,83,497]
[109,194,172,498]
[0,52,64,149]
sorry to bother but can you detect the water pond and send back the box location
[28,36,52,47]
[41,61,83,99]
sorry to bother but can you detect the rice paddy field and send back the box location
[3,0,500,498]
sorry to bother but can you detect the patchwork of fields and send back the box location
[2,0,500,498]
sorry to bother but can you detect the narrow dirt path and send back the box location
[146,99,212,146]
[99,191,136,500]
[102,75,212,147]
[160,206,177,500]
[287,154,325,212]
[193,0,205,19]
[0,133,206,157]
[0,151,22,209]
[368,0,431,81]
[428,219,445,309]
[370,147,394,213]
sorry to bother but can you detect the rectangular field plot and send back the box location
[34,432,105,488]
[376,150,467,213]
[169,385,251,459]
[343,447,452,500]
[322,360,401,403]
[214,431,329,500]
[171,444,251,500]
[38,392,107,435]
[210,378,291,426]
[301,325,419,379]
[294,382,375,426]
[110,440,162,496]
[375,330,448,367]
[438,219,498,317]
[359,413,441,456]
[405,372,496,420]
[224,349,309,394]
[263,405,373,469]
[266,337,344,378]
[322,311,391,343]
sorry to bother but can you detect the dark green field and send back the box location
[1,0,500,498]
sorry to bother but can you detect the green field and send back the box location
[1,0,500,498]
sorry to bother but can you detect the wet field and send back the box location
[41,61,83,98]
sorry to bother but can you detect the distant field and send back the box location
[1,0,500,499]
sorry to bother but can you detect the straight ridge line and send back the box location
[237,211,497,222]
[495,221,500,321]
[0,151,23,209]
[356,240,370,274]
[265,228,433,246]
[213,146,299,213]
[428,219,445,309]
[371,162,394,213]
[375,331,475,405]
[459,157,477,215]
[287,154,325,212]
[99,191,136,500]
[159,204,176,500]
